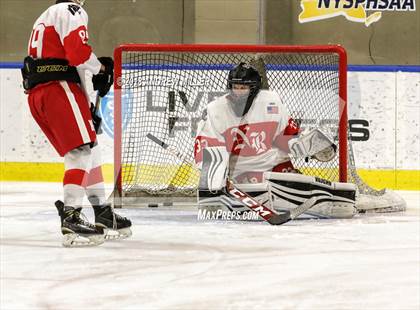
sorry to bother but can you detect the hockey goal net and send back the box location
[113,44,402,209]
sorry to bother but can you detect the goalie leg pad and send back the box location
[198,146,242,212]
[198,183,271,215]
[198,147,229,191]
[265,172,356,219]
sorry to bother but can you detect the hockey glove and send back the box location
[92,57,114,97]
[288,128,337,162]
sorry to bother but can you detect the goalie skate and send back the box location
[356,189,407,213]
[55,201,105,248]
[89,197,132,240]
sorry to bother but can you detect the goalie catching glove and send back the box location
[288,128,337,162]
[92,57,114,97]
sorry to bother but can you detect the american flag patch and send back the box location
[267,106,278,114]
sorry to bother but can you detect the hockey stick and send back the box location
[225,181,317,225]
[91,93,103,134]
[94,92,101,112]
[146,133,317,225]
[91,93,123,208]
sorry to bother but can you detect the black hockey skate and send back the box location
[55,201,105,247]
[89,196,132,240]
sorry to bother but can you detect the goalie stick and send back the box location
[146,133,317,225]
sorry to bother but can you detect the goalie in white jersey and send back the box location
[194,63,357,219]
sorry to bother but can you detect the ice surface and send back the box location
[1,182,419,310]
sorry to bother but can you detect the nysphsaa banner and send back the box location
[299,0,416,26]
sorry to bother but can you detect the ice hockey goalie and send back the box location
[194,62,405,220]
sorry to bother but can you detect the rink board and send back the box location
[1,161,419,191]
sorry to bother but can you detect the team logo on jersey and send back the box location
[299,0,415,27]
[99,90,133,138]
[68,4,82,16]
[231,127,267,154]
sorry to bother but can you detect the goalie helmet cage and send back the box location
[114,44,356,205]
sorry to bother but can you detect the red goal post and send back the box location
[113,44,348,198]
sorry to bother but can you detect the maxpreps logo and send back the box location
[299,0,416,27]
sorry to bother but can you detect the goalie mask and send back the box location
[227,63,262,117]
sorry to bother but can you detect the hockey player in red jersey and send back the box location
[22,0,131,247]
[195,63,357,219]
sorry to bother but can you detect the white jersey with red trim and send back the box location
[27,2,101,75]
[194,90,299,180]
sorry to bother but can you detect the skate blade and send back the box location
[62,233,105,247]
[104,227,132,240]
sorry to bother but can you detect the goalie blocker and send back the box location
[198,146,356,219]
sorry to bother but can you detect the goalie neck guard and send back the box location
[227,63,262,117]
